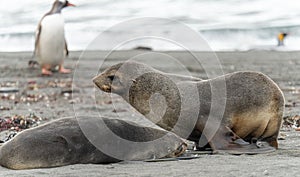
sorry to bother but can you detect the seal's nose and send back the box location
[101,85,111,92]
[92,75,101,86]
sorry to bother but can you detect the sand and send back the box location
[0,50,299,177]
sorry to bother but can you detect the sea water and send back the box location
[0,0,300,51]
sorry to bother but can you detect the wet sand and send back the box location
[0,50,299,177]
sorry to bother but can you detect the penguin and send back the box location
[277,32,288,46]
[34,0,75,75]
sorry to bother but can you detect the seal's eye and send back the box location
[108,75,116,81]
[108,75,114,80]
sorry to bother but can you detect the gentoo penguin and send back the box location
[34,0,75,75]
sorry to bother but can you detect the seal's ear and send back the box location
[131,79,136,83]
[53,135,68,146]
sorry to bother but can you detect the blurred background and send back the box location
[1,0,300,51]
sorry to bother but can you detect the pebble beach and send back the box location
[0,50,299,176]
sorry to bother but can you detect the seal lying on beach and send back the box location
[0,116,186,170]
[93,61,284,154]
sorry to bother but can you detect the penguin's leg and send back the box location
[28,60,39,68]
[41,64,53,76]
[58,63,71,74]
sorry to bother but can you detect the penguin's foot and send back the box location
[59,65,71,74]
[41,68,53,76]
[28,60,39,68]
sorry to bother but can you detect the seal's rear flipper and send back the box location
[216,141,276,155]
[208,126,276,155]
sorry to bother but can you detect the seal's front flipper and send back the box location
[208,126,276,155]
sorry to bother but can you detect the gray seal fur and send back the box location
[0,116,186,170]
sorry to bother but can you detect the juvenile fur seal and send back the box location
[93,61,284,154]
[34,0,74,75]
[0,116,186,170]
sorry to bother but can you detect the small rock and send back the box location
[133,46,153,51]
[0,106,10,111]
[105,100,113,104]
[0,87,19,93]
[278,133,286,140]
[263,170,269,176]
[112,109,127,113]
[106,166,115,169]
[61,88,80,95]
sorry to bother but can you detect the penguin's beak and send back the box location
[67,2,76,7]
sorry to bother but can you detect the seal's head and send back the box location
[93,61,155,95]
[93,63,123,93]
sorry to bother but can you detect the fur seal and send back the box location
[93,61,284,154]
[34,0,74,75]
[0,116,186,170]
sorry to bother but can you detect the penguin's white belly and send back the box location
[38,14,66,67]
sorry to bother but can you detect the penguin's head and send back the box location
[63,0,76,8]
[51,0,75,14]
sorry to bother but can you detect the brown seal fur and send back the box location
[0,116,186,170]
[93,61,284,154]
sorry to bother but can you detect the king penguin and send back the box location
[34,0,75,75]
